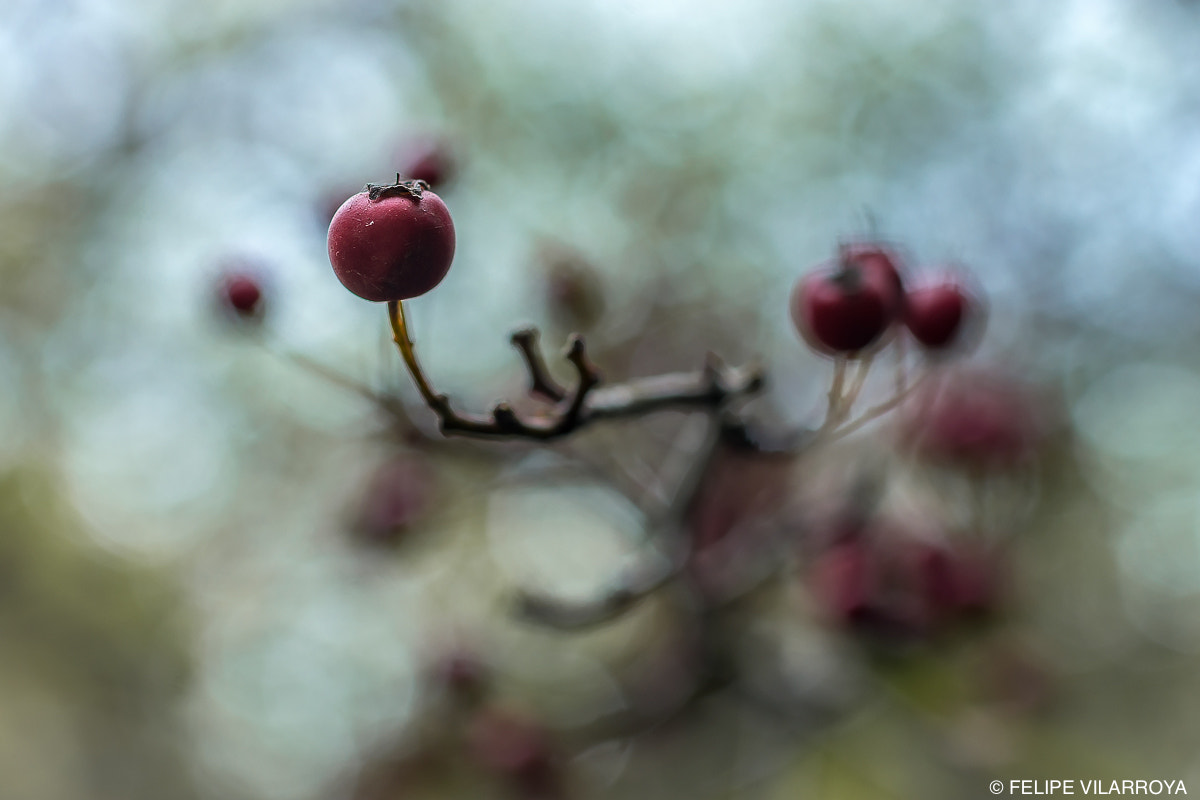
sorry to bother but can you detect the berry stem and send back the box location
[841,353,874,415]
[822,357,848,431]
[895,333,909,398]
[824,368,929,443]
[388,300,442,409]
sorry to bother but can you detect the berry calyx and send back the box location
[327,178,456,302]
[790,255,901,355]
[905,279,974,349]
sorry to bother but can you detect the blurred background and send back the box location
[3,0,1200,797]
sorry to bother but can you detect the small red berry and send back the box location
[790,257,900,355]
[899,370,1047,469]
[397,137,457,189]
[465,708,559,795]
[223,275,262,314]
[810,540,874,624]
[327,180,455,302]
[905,279,975,350]
[352,455,435,546]
[216,267,266,321]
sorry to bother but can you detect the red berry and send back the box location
[905,279,974,349]
[216,269,265,321]
[352,456,435,546]
[397,137,457,189]
[465,708,559,795]
[790,258,900,355]
[810,541,874,624]
[327,180,455,302]
[224,275,261,313]
[899,370,1046,468]
[839,241,906,299]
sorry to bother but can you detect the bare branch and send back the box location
[387,301,765,442]
[509,328,567,401]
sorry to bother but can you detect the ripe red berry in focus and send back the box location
[790,256,901,355]
[327,180,456,302]
[905,279,974,350]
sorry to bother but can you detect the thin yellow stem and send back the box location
[387,300,440,407]
[824,368,929,444]
[821,358,848,431]
[840,353,874,417]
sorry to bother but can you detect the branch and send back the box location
[513,543,688,631]
[509,328,567,401]
[387,301,765,441]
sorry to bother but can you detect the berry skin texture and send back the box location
[790,260,900,355]
[327,183,455,302]
[905,280,972,349]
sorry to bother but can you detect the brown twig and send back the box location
[387,301,765,441]
[509,328,567,401]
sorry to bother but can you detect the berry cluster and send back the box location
[215,159,1053,798]
[791,243,979,357]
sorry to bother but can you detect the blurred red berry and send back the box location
[905,278,979,350]
[328,180,456,302]
[432,650,490,702]
[791,251,902,355]
[537,241,605,331]
[352,456,435,546]
[914,541,1000,622]
[899,370,1047,469]
[397,137,457,189]
[223,275,262,314]
[465,708,559,796]
[839,241,907,299]
[215,265,267,322]
[810,540,874,624]
[809,522,1002,641]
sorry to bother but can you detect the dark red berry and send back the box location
[537,241,605,331]
[465,708,559,795]
[352,456,435,546]
[905,279,974,349]
[790,258,900,355]
[215,268,266,321]
[810,541,874,624]
[899,370,1046,469]
[839,241,906,300]
[224,275,261,314]
[397,137,457,189]
[328,180,455,302]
